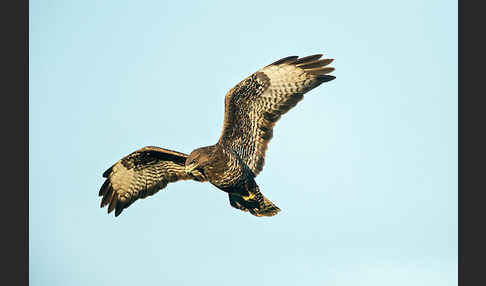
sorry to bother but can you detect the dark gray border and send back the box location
[459,1,483,285]
[2,0,28,285]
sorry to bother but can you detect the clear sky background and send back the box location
[30,0,457,285]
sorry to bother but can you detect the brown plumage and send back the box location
[99,54,335,217]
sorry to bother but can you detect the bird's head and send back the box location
[185,146,213,174]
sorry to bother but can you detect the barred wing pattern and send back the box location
[99,146,206,216]
[219,54,335,176]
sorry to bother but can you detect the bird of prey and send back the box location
[99,54,335,217]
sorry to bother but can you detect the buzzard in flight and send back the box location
[99,54,335,217]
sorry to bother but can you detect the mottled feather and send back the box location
[99,146,206,216]
[219,54,335,176]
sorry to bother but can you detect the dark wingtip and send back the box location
[100,184,114,208]
[268,55,299,66]
[99,179,110,196]
[297,58,334,69]
[114,203,124,217]
[107,195,118,214]
[318,75,336,82]
[293,54,323,65]
[102,167,113,178]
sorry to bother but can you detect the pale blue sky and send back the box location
[30,0,457,285]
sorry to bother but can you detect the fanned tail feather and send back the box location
[229,192,280,217]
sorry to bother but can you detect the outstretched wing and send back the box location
[98,146,206,217]
[218,54,335,176]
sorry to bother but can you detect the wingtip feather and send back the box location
[98,179,110,196]
[294,54,323,65]
[100,185,114,208]
[268,55,299,66]
[114,202,125,217]
[307,66,335,76]
[107,194,118,214]
[317,75,336,82]
[102,167,113,178]
[297,58,334,69]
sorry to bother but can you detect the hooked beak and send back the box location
[185,163,198,174]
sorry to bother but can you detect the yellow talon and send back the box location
[242,192,255,201]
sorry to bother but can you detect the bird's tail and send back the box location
[256,195,281,217]
[229,191,280,217]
